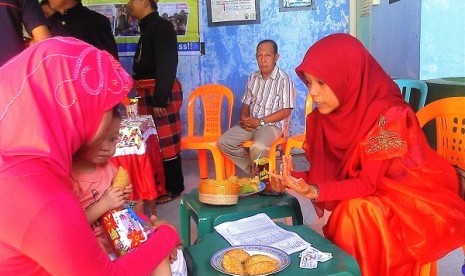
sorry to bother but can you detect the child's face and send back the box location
[75,114,121,165]
[303,72,340,115]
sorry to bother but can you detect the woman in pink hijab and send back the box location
[0,37,179,275]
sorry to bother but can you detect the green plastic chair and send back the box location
[394,79,428,111]
[179,188,303,247]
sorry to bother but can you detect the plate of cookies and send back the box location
[210,245,290,275]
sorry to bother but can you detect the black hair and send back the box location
[257,40,278,54]
[149,0,158,11]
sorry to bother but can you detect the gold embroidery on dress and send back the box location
[364,115,407,154]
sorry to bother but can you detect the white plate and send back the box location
[210,245,290,275]
[239,182,266,198]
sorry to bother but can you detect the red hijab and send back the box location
[0,37,132,178]
[295,33,406,183]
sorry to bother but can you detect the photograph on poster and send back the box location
[279,0,313,12]
[88,3,189,37]
[206,0,260,26]
[159,3,189,36]
[84,0,200,56]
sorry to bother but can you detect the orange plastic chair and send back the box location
[180,84,234,180]
[284,93,313,157]
[416,97,465,275]
[416,97,465,169]
[121,97,131,106]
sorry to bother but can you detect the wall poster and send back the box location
[82,0,201,56]
[206,0,260,26]
[279,0,313,12]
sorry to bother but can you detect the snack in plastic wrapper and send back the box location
[101,207,149,256]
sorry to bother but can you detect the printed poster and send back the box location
[209,0,257,23]
[82,0,201,56]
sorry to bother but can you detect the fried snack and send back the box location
[244,260,279,275]
[112,166,130,189]
[237,177,250,186]
[228,175,239,184]
[243,254,278,268]
[224,248,250,263]
[222,255,244,275]
[250,176,260,186]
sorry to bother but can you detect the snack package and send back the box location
[101,207,149,256]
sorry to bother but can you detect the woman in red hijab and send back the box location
[0,37,180,275]
[273,33,465,275]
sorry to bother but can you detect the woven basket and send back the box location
[199,179,239,205]
[199,193,238,205]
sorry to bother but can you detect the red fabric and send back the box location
[111,135,166,200]
[294,34,465,275]
[296,33,406,185]
[136,78,183,160]
[0,37,179,275]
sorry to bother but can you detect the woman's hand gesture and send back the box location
[269,155,319,200]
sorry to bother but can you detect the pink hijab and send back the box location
[0,37,132,178]
[295,33,406,183]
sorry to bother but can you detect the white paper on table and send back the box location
[213,213,311,254]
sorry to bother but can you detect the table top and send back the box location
[114,115,157,157]
[183,188,300,216]
[184,223,361,276]
[182,188,303,224]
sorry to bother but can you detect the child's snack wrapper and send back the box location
[101,207,149,256]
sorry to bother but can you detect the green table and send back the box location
[184,224,361,276]
[179,188,303,246]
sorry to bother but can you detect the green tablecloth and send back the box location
[184,223,361,276]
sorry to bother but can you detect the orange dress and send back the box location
[319,106,465,275]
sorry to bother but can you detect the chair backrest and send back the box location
[394,79,428,111]
[416,97,465,170]
[186,84,234,137]
[303,93,314,134]
[281,95,313,138]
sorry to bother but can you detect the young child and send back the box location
[71,107,175,275]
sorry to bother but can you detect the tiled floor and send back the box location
[157,153,464,275]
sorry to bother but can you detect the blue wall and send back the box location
[369,0,465,80]
[420,0,465,80]
[121,0,350,139]
[371,0,421,79]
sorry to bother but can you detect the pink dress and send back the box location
[71,163,117,255]
[0,37,179,275]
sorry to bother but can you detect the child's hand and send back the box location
[148,216,178,233]
[102,186,125,210]
[122,184,133,200]
[169,248,179,264]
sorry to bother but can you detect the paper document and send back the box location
[214,213,311,254]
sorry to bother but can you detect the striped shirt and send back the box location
[242,66,296,131]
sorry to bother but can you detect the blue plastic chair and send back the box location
[394,79,428,111]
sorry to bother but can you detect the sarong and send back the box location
[134,78,182,160]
